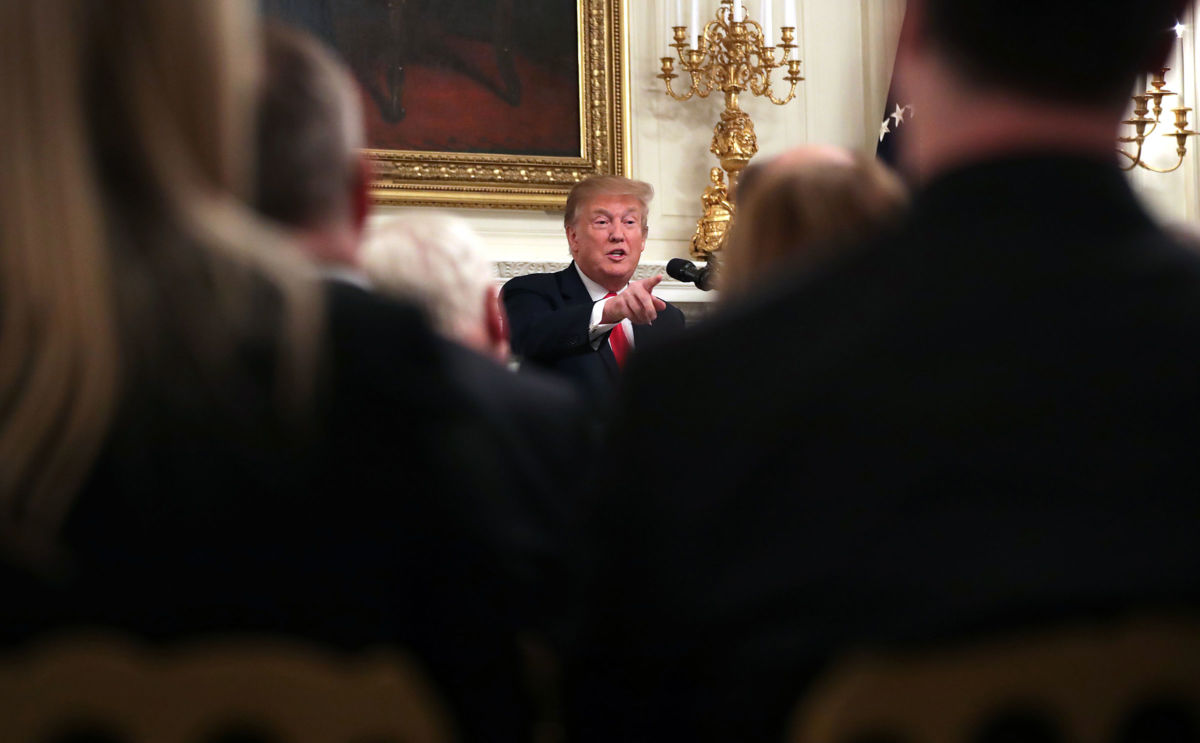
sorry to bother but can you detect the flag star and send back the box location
[890,103,906,125]
[879,118,891,142]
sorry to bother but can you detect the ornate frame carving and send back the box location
[368,0,630,210]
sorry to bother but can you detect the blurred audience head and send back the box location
[895,0,1187,179]
[360,214,508,361]
[0,0,316,544]
[256,22,369,268]
[914,0,1186,110]
[720,146,909,298]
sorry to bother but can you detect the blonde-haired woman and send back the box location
[0,3,530,738]
[0,0,327,542]
[719,146,909,298]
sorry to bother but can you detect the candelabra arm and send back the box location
[765,80,799,106]
[1117,142,1189,173]
[1116,146,1143,171]
[1135,153,1187,173]
[663,76,698,101]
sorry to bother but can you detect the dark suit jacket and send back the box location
[502,262,686,399]
[0,281,580,743]
[565,156,1200,743]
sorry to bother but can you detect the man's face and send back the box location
[567,194,647,291]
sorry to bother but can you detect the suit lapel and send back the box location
[556,262,590,308]
[560,263,620,379]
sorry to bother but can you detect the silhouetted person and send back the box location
[0,6,551,741]
[256,23,593,662]
[566,2,1200,741]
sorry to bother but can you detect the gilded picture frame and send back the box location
[353,0,630,211]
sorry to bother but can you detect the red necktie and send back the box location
[604,291,630,368]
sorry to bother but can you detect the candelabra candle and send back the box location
[657,0,805,262]
[1118,67,1196,173]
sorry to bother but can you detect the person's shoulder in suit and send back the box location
[436,339,595,633]
[502,269,558,291]
[318,280,543,741]
[499,268,568,312]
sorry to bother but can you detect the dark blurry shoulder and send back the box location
[318,278,459,403]
[323,277,436,356]
[323,275,587,442]
[437,337,586,432]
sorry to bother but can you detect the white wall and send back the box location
[369,0,906,269]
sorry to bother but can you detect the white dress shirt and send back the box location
[575,264,636,351]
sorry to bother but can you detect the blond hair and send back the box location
[0,0,319,549]
[361,214,495,343]
[563,175,654,231]
[720,150,909,297]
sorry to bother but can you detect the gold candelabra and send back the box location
[1118,68,1197,173]
[658,0,803,262]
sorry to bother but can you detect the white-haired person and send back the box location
[361,214,509,362]
[0,3,551,740]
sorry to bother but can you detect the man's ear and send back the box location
[565,224,580,256]
[484,285,510,361]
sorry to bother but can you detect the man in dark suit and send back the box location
[502,176,686,399]
[565,2,1200,742]
[252,25,591,738]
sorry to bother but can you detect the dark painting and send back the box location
[262,0,582,157]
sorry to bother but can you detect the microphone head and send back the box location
[666,257,699,282]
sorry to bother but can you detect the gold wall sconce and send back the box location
[658,0,803,262]
[1119,66,1197,173]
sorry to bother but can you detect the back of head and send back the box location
[256,22,364,231]
[720,149,909,297]
[563,175,654,231]
[360,214,496,347]
[919,0,1187,108]
[0,0,317,547]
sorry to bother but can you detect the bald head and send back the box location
[722,146,909,296]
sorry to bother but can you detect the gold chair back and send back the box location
[0,632,455,743]
[790,615,1200,743]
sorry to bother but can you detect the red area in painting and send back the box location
[360,36,580,156]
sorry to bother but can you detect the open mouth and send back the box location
[606,248,627,260]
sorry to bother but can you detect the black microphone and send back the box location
[666,257,716,291]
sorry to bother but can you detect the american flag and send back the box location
[875,10,913,173]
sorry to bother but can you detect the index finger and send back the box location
[641,274,664,290]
